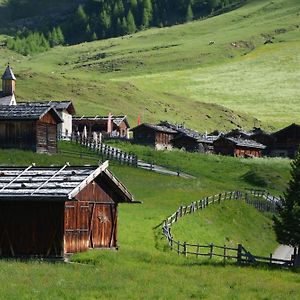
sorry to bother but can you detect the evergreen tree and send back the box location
[186,3,193,22]
[141,0,153,28]
[91,32,98,41]
[126,10,137,34]
[121,17,128,34]
[56,26,65,45]
[273,149,300,249]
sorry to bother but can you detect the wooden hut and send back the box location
[271,123,300,158]
[73,115,130,139]
[213,136,266,158]
[0,161,136,258]
[0,104,62,154]
[171,134,217,153]
[20,101,76,139]
[130,123,177,150]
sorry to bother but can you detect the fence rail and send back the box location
[161,190,296,268]
[70,135,138,167]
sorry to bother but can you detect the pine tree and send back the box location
[91,32,98,41]
[273,149,300,249]
[141,0,153,28]
[186,3,193,22]
[126,10,137,34]
[56,26,65,45]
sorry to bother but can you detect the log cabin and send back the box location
[0,104,62,154]
[271,123,300,158]
[20,101,76,139]
[0,161,136,258]
[171,134,218,153]
[213,136,266,158]
[73,115,130,139]
[130,123,177,150]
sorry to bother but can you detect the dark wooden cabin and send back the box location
[130,123,177,150]
[271,123,300,158]
[73,115,130,139]
[0,161,136,258]
[20,101,76,138]
[213,136,266,158]
[171,134,217,153]
[0,105,62,154]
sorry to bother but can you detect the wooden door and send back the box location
[90,203,117,248]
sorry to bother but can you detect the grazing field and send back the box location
[0,0,299,130]
[0,143,298,299]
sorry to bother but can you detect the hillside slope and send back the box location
[0,0,299,130]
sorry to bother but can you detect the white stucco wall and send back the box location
[58,111,72,137]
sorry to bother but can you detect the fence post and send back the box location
[210,243,214,259]
[183,242,187,257]
[177,241,180,255]
[237,244,242,264]
[196,244,200,258]
[269,253,273,266]
[223,245,226,264]
[218,193,222,204]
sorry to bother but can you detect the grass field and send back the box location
[0,142,298,299]
[0,0,298,130]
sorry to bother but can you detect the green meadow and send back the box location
[0,0,298,130]
[0,142,298,299]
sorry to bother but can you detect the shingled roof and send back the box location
[0,104,63,122]
[219,136,266,149]
[0,161,135,202]
[19,101,76,115]
[130,123,178,134]
[73,115,129,127]
[1,65,16,80]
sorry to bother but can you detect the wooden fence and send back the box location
[162,190,296,268]
[71,135,138,167]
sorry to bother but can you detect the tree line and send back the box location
[6,0,242,55]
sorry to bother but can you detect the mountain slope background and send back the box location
[0,0,299,131]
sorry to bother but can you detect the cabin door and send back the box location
[64,201,90,253]
[89,203,117,248]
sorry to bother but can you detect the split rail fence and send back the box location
[162,190,296,268]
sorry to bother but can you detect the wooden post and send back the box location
[196,244,200,258]
[223,245,226,264]
[269,253,273,266]
[170,238,173,250]
[177,241,180,255]
[210,243,213,259]
[237,244,242,264]
[218,193,222,204]
[183,242,187,257]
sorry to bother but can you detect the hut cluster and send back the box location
[130,121,300,159]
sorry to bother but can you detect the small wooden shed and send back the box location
[20,101,76,138]
[213,136,266,158]
[130,123,177,150]
[0,161,136,258]
[0,104,62,154]
[271,123,300,158]
[73,115,130,139]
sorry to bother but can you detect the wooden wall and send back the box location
[64,178,119,254]
[0,201,64,258]
[0,120,36,151]
[36,113,58,154]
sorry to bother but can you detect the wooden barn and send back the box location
[0,105,62,154]
[171,134,217,153]
[73,115,130,139]
[20,101,76,139]
[213,136,266,158]
[271,123,300,158]
[130,123,177,150]
[0,161,136,258]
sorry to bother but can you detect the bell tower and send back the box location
[2,64,16,96]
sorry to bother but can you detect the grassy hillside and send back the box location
[0,143,298,299]
[0,0,298,131]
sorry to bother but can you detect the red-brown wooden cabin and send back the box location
[213,136,266,158]
[0,104,62,154]
[0,161,136,259]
